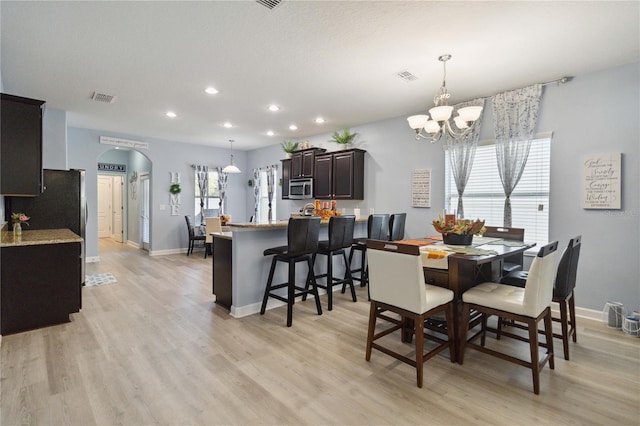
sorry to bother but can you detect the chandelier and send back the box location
[222,139,241,174]
[407,54,483,143]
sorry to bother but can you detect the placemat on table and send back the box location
[395,239,435,246]
[484,240,528,247]
[444,246,499,255]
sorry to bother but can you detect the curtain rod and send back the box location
[470,76,573,102]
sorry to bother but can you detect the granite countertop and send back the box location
[1,228,83,247]
[228,217,367,231]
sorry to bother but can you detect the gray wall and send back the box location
[67,128,247,257]
[127,150,152,247]
[246,62,639,312]
[42,107,67,170]
[53,61,639,311]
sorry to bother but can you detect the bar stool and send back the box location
[306,215,356,311]
[260,217,322,327]
[389,213,407,241]
[348,214,389,289]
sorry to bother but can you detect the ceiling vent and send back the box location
[396,70,418,82]
[256,0,282,10]
[91,92,116,103]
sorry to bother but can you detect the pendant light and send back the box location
[407,54,483,143]
[222,139,241,174]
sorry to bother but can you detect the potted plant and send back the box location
[330,128,359,146]
[281,140,299,158]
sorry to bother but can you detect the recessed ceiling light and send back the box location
[165,111,177,118]
[315,117,325,124]
[267,130,275,136]
[205,87,219,95]
[223,122,233,128]
[289,124,298,131]
[268,104,280,112]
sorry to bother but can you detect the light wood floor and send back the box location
[2,239,639,425]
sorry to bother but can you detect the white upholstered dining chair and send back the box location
[366,240,455,388]
[204,217,223,259]
[459,241,559,394]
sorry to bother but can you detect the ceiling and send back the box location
[1,1,638,151]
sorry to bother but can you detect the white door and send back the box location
[112,175,124,242]
[141,174,150,251]
[97,175,112,238]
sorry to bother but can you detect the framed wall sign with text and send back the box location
[411,168,431,208]
[583,152,621,209]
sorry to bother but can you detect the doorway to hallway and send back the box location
[97,174,124,242]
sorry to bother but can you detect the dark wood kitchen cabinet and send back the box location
[1,93,46,196]
[1,240,81,335]
[290,148,326,179]
[314,149,365,200]
[280,158,291,199]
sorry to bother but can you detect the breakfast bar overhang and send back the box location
[213,220,368,318]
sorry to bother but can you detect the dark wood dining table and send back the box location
[397,237,536,363]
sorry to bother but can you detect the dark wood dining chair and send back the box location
[185,215,206,256]
[482,226,525,274]
[459,241,559,394]
[500,235,582,360]
[260,217,322,327]
[388,213,407,241]
[348,213,390,290]
[305,215,357,311]
[366,240,455,388]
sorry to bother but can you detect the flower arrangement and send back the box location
[432,215,485,236]
[11,212,30,226]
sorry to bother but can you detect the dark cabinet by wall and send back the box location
[1,93,46,196]
[314,149,365,200]
[290,148,326,179]
[1,242,81,335]
[281,158,291,199]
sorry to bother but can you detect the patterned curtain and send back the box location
[445,98,485,218]
[252,168,261,222]
[216,167,228,216]
[265,164,277,223]
[193,165,208,225]
[492,84,543,227]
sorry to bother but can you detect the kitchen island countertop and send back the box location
[1,228,83,247]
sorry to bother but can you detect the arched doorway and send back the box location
[97,148,152,254]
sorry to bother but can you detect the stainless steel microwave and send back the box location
[289,178,313,199]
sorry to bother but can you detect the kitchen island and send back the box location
[213,219,367,318]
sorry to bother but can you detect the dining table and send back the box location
[394,236,536,363]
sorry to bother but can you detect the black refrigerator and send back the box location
[7,169,86,284]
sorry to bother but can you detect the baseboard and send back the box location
[230,289,330,318]
[85,256,100,263]
[127,240,141,249]
[149,248,188,256]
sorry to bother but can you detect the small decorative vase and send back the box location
[13,222,22,238]
[443,233,473,246]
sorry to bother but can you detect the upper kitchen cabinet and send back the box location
[290,147,326,179]
[280,158,291,199]
[314,149,365,200]
[1,93,46,196]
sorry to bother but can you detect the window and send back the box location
[445,136,551,246]
[194,170,220,222]
[256,169,277,223]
